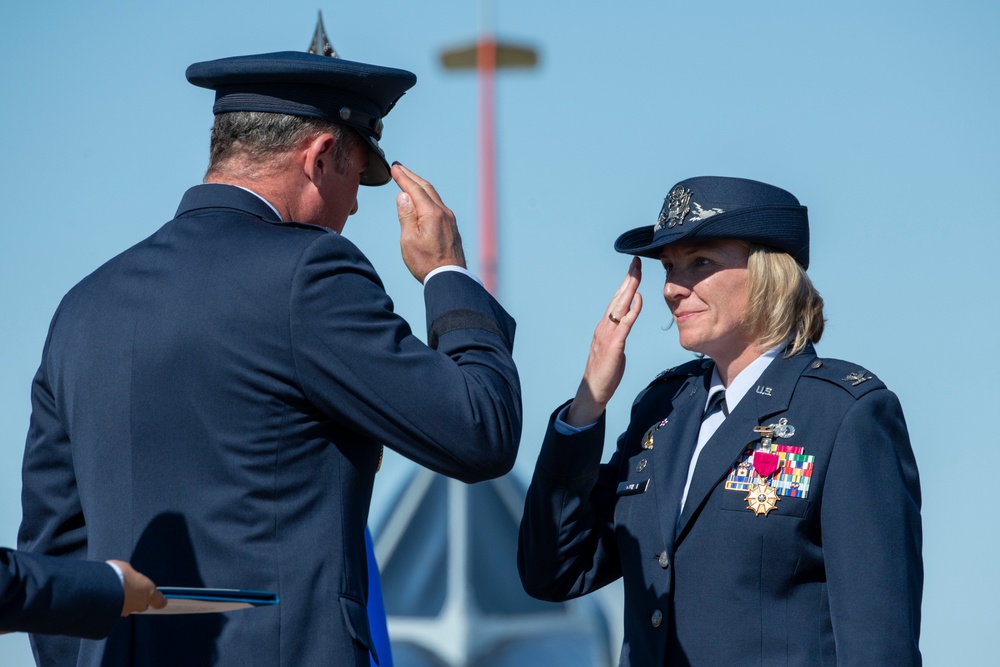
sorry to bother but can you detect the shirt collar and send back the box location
[704,340,789,414]
[232,185,283,222]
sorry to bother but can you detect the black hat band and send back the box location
[212,84,384,140]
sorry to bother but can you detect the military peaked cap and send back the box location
[186,51,417,186]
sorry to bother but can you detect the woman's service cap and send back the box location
[614,176,810,268]
[186,51,417,187]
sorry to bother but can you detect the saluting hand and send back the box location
[392,163,467,283]
[566,257,643,427]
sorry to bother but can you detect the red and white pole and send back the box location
[477,37,498,296]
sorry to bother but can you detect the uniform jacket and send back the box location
[0,547,121,638]
[19,184,521,666]
[519,345,921,666]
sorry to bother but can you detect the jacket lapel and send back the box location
[674,346,817,539]
[651,370,709,548]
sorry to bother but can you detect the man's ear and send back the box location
[302,133,336,186]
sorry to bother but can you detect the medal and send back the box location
[641,418,668,450]
[745,483,779,516]
[752,451,779,478]
[725,417,812,502]
[745,424,783,516]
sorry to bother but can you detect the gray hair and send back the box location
[205,111,363,180]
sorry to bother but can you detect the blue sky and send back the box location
[2,1,997,664]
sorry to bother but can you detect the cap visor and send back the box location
[360,136,391,186]
[613,226,664,258]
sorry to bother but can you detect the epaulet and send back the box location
[801,356,887,398]
[650,358,710,385]
[631,358,708,408]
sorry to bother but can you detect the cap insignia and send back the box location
[687,201,724,223]
[655,186,691,231]
[654,186,725,231]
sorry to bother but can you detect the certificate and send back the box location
[137,587,278,615]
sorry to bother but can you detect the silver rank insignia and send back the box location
[843,371,873,386]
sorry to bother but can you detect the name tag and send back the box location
[616,479,649,496]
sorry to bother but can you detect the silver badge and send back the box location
[654,186,725,231]
[771,418,795,439]
[843,371,873,386]
[655,186,692,231]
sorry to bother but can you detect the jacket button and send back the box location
[651,609,663,627]
[658,551,669,569]
[811,360,823,369]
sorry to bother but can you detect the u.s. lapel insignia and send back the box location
[843,371,873,386]
[641,418,668,450]
[755,385,773,397]
[745,483,780,516]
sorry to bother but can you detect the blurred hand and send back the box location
[392,163,466,283]
[566,257,643,427]
[108,561,166,616]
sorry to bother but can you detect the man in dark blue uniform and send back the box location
[519,176,921,665]
[19,51,521,666]
[1,548,163,637]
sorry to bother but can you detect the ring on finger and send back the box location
[608,313,621,325]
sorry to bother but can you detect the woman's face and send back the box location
[659,239,754,364]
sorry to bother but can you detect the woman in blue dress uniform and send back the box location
[518,176,922,666]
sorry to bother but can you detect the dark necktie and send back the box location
[705,390,729,419]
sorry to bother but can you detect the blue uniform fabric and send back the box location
[19,184,521,666]
[519,345,922,666]
[0,548,122,638]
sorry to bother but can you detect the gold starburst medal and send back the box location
[745,483,779,516]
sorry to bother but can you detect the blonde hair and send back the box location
[744,244,824,356]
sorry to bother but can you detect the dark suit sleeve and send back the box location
[0,548,122,638]
[289,237,521,483]
[821,389,922,664]
[517,404,623,601]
